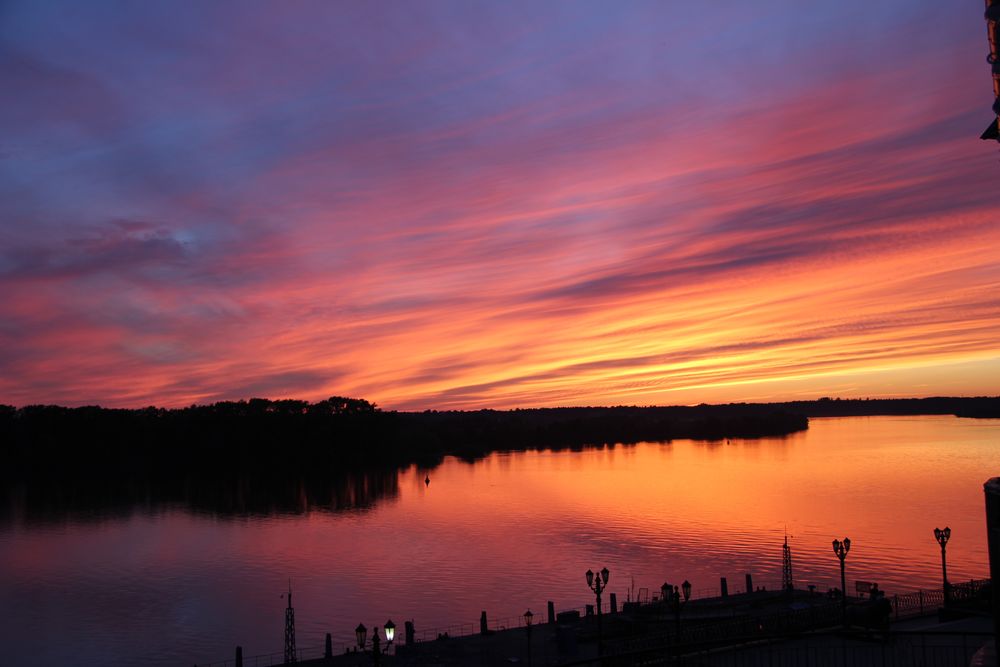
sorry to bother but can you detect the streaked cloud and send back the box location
[1,1,996,408]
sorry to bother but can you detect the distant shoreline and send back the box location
[2,397,996,522]
[3,395,996,416]
[772,396,1000,419]
[1,396,996,475]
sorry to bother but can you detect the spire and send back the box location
[782,532,794,595]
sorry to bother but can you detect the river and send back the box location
[0,415,996,666]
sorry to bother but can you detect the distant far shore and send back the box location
[1,396,997,477]
[773,396,1000,419]
[2,396,997,522]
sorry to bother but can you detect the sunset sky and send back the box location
[2,1,998,409]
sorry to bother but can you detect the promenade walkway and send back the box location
[202,581,994,667]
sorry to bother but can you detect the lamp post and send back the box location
[355,620,395,665]
[661,580,692,635]
[586,567,610,656]
[677,581,691,634]
[524,609,534,667]
[832,538,851,623]
[934,527,951,604]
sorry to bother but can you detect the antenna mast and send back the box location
[782,532,794,594]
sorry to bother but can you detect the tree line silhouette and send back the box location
[0,397,809,476]
[784,396,1000,418]
[3,396,997,479]
[2,396,995,523]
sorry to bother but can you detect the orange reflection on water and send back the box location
[1,416,995,666]
[391,415,993,609]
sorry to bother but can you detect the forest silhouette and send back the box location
[4,396,999,475]
[2,396,996,522]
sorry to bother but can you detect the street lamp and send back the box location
[934,527,951,604]
[586,567,610,655]
[524,609,534,667]
[355,620,395,665]
[384,620,395,644]
[661,581,692,634]
[832,538,851,623]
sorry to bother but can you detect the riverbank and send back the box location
[3,398,996,479]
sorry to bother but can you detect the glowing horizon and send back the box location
[1,1,998,410]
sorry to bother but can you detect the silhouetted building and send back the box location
[985,478,1000,647]
[983,1,1000,140]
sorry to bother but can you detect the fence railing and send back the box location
[889,578,990,620]
[418,620,476,641]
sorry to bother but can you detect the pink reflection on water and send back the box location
[0,416,995,666]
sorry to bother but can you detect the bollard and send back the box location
[985,477,1000,647]
[405,620,415,645]
[610,592,617,614]
[547,601,555,624]
[325,633,332,659]
[480,611,488,635]
[721,577,728,598]
[235,646,243,667]
[746,573,753,594]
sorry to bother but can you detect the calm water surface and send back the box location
[1,415,997,666]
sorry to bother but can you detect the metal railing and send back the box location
[889,578,990,620]
[418,620,475,641]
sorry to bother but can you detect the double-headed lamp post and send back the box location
[661,580,692,634]
[832,538,851,622]
[934,527,951,604]
[355,620,395,665]
[586,567,610,655]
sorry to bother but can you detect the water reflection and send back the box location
[0,441,654,526]
[1,467,403,526]
[0,416,996,667]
